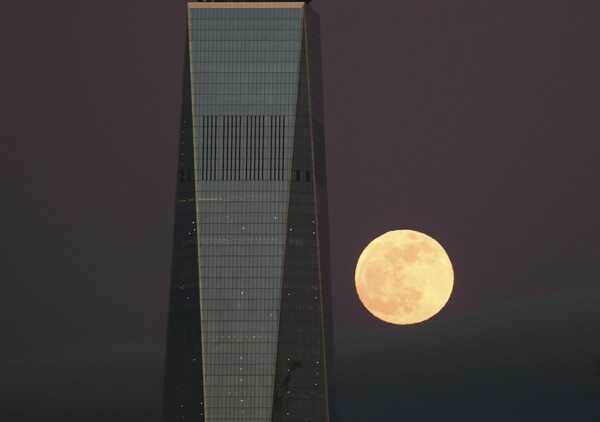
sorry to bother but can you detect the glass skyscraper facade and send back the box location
[162,1,335,421]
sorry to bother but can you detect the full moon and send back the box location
[355,230,453,325]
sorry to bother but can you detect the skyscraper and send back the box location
[163,1,335,421]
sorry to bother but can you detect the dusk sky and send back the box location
[1,0,599,420]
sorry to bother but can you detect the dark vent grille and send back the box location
[200,115,286,181]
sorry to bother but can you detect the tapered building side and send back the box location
[163,2,335,421]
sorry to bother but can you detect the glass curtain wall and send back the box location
[163,3,334,421]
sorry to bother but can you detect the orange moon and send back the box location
[355,230,454,325]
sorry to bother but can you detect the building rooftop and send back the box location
[195,0,311,3]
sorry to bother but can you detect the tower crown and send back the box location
[196,1,311,3]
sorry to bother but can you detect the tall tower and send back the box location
[163,2,335,421]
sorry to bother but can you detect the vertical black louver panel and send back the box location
[235,115,240,180]
[245,115,249,180]
[260,115,265,180]
[270,116,275,181]
[212,115,216,180]
[221,115,226,180]
[275,116,280,181]
[281,116,285,180]
[223,116,227,180]
[251,115,254,180]
[278,116,282,180]
[198,115,286,181]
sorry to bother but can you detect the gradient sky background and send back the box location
[1,0,599,420]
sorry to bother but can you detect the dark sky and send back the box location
[1,0,599,419]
